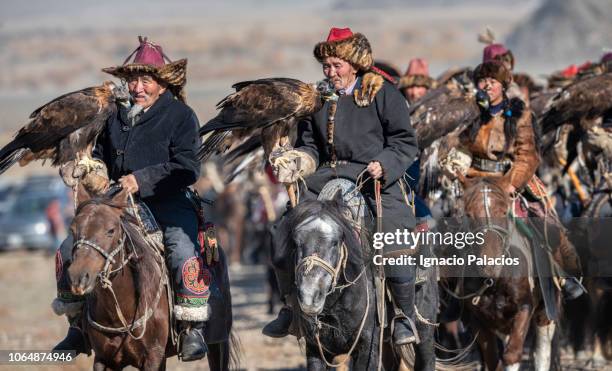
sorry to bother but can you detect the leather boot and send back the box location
[388,279,418,346]
[262,267,294,338]
[561,277,586,300]
[179,321,208,362]
[262,306,293,338]
[53,313,91,356]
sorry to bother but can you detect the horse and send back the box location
[271,179,439,371]
[563,190,612,367]
[67,185,236,370]
[457,176,560,371]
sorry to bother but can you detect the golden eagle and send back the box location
[540,72,612,134]
[197,78,323,161]
[410,67,481,149]
[0,81,129,175]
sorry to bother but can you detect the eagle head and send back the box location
[104,81,131,107]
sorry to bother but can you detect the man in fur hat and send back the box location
[265,27,421,346]
[398,58,436,105]
[53,37,208,361]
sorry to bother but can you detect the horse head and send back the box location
[462,176,512,276]
[281,189,360,316]
[68,184,130,295]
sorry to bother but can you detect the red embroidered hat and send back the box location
[313,27,373,71]
[326,27,353,42]
[483,43,515,70]
[103,36,188,101]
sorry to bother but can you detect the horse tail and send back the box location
[228,330,243,371]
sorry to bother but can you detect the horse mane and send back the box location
[76,196,163,309]
[273,199,366,270]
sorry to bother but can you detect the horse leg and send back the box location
[93,358,106,371]
[93,357,116,371]
[207,341,229,371]
[502,305,531,369]
[477,328,502,371]
[352,327,381,371]
[533,321,555,371]
[305,346,329,371]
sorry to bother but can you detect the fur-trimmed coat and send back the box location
[461,98,540,190]
[296,76,418,189]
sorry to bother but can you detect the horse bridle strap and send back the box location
[295,243,347,294]
[74,237,127,279]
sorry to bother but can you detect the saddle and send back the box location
[318,178,431,285]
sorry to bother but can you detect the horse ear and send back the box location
[76,182,92,205]
[112,187,130,204]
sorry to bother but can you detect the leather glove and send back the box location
[269,149,316,184]
[60,158,110,195]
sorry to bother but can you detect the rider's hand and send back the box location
[506,184,516,195]
[119,174,139,194]
[367,161,383,180]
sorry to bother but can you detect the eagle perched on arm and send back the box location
[0,81,129,175]
[197,78,324,162]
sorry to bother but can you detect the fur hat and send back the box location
[313,27,373,71]
[473,61,512,88]
[398,58,437,89]
[103,36,187,102]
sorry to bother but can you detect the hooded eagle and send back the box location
[0,81,130,175]
[197,78,323,162]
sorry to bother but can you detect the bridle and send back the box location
[72,218,166,340]
[73,233,129,283]
[295,242,349,296]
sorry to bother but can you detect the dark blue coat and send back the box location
[93,91,201,202]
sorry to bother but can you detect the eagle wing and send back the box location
[0,85,113,174]
[411,83,480,150]
[540,73,612,134]
[198,78,321,161]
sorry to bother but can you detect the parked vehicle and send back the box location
[0,176,72,252]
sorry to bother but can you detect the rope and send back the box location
[314,270,370,368]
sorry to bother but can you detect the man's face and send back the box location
[402,86,428,104]
[126,73,166,108]
[322,57,358,91]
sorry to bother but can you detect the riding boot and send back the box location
[388,279,418,346]
[178,321,208,362]
[561,277,586,300]
[262,306,293,338]
[556,233,586,300]
[262,268,294,338]
[51,299,91,356]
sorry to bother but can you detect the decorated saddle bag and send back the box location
[185,189,220,265]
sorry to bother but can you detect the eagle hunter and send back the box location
[0,81,129,176]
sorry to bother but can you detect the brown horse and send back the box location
[68,186,235,370]
[459,177,559,371]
